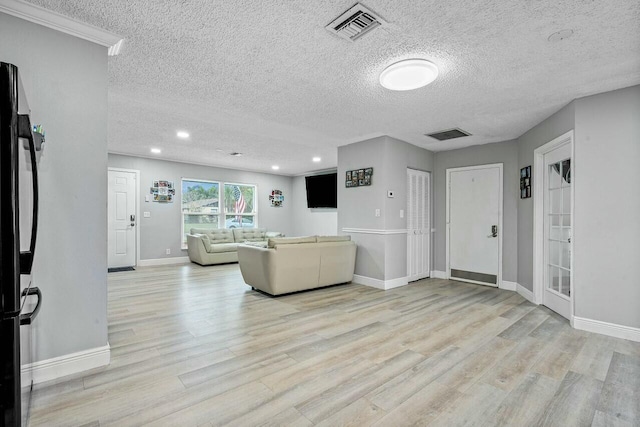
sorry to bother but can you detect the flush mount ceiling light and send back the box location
[312,157,321,162]
[379,59,438,91]
[230,152,243,157]
[176,131,190,139]
[271,165,280,170]
[150,148,161,154]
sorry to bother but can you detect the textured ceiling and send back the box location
[24,0,640,175]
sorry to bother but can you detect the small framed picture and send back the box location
[358,170,364,179]
[346,171,351,181]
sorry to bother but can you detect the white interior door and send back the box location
[543,143,572,319]
[407,169,430,281]
[108,169,137,268]
[447,164,502,287]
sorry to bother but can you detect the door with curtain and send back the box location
[407,169,431,281]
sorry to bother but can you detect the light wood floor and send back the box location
[30,263,640,426]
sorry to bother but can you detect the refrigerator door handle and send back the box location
[18,114,39,275]
[19,287,41,325]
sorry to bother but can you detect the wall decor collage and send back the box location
[345,167,373,187]
[520,166,531,199]
[150,180,175,202]
[269,189,284,207]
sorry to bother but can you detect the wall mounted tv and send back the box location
[305,173,337,208]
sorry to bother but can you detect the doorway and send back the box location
[108,168,139,269]
[534,131,574,320]
[406,168,431,281]
[446,164,503,287]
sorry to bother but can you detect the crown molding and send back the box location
[0,0,123,55]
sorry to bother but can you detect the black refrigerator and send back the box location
[0,62,43,426]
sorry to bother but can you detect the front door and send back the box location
[447,164,503,287]
[543,143,572,319]
[108,169,136,268]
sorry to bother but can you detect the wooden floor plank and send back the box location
[26,263,640,426]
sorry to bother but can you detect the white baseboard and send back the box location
[22,343,111,385]
[573,317,640,343]
[516,284,536,303]
[500,280,517,291]
[430,270,447,279]
[353,274,409,290]
[138,256,190,267]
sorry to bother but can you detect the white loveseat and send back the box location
[187,228,283,266]
[237,235,356,295]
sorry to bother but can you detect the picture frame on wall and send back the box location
[345,167,374,187]
[520,166,532,199]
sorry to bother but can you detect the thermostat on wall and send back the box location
[387,190,394,198]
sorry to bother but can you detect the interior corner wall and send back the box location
[382,137,434,280]
[291,174,337,237]
[337,136,434,282]
[432,140,520,282]
[573,85,640,329]
[1,14,109,361]
[516,102,575,291]
[108,154,294,260]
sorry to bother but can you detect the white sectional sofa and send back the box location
[187,228,283,266]
[237,235,357,296]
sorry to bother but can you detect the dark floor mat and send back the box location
[108,266,135,273]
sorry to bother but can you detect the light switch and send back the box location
[375,209,381,217]
[143,211,151,218]
[145,195,150,202]
[400,209,404,218]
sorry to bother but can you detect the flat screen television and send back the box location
[305,173,337,208]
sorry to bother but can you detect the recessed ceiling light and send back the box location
[176,131,190,139]
[312,157,321,162]
[272,165,280,170]
[379,59,438,91]
[150,148,162,154]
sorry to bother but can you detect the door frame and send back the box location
[108,167,140,267]
[406,168,431,281]
[533,130,574,324]
[446,163,504,288]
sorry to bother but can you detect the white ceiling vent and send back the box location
[326,3,387,42]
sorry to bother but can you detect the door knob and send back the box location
[488,225,498,237]
[130,214,135,227]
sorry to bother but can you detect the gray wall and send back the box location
[573,85,640,328]
[338,136,434,281]
[433,140,520,282]
[1,14,109,360]
[108,154,294,260]
[291,174,338,237]
[516,102,575,290]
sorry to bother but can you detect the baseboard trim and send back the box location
[573,317,640,343]
[500,280,517,291]
[430,270,447,279]
[353,274,409,290]
[22,343,110,385]
[516,284,536,303]
[137,256,190,267]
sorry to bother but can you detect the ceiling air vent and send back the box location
[325,3,386,42]
[425,128,472,141]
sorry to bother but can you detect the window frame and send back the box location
[181,178,221,249]
[181,178,258,249]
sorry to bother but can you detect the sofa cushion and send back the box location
[233,228,266,242]
[316,235,351,243]
[208,243,239,253]
[268,236,317,248]
[190,228,234,243]
[197,234,211,247]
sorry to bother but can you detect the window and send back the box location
[223,183,256,229]
[181,179,220,246]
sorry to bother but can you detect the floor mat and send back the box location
[108,266,135,273]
